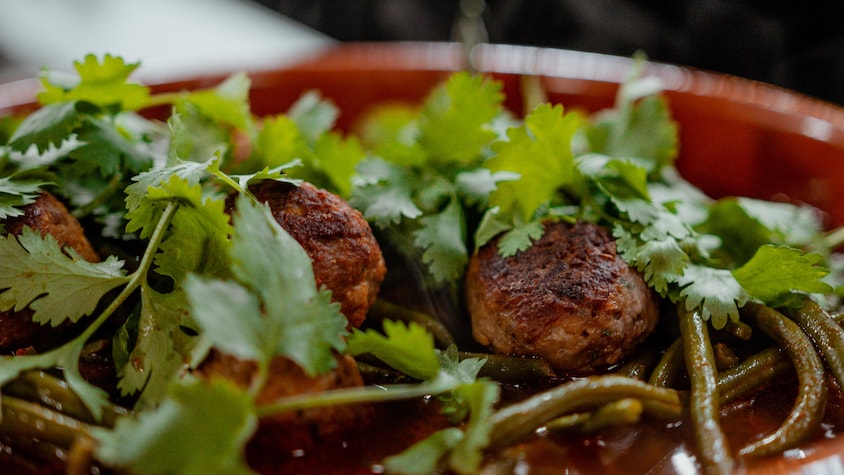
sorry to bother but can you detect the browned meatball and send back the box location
[465,221,659,375]
[228,180,386,328]
[0,192,100,350]
[197,350,371,451]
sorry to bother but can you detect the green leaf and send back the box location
[287,90,339,142]
[446,381,499,475]
[0,177,48,220]
[418,72,503,166]
[486,103,582,221]
[351,159,422,228]
[496,219,545,257]
[180,73,253,132]
[94,377,257,475]
[117,287,196,407]
[8,101,82,153]
[733,245,832,302]
[124,161,212,239]
[199,195,348,376]
[614,227,688,295]
[413,197,468,284]
[70,116,153,176]
[346,320,440,381]
[354,103,426,167]
[679,264,749,329]
[0,227,128,326]
[587,91,678,172]
[151,179,233,282]
[383,427,465,475]
[185,278,263,362]
[455,168,519,207]
[38,54,151,111]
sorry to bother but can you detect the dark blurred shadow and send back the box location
[252,0,844,106]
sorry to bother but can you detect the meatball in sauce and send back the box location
[465,220,659,375]
[0,192,100,351]
[227,180,386,329]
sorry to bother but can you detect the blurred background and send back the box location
[1,0,843,105]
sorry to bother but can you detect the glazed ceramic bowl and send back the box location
[2,42,844,474]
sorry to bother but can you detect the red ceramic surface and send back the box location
[3,41,844,473]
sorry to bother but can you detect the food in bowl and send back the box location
[1,45,844,475]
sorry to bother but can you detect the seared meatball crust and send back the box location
[0,192,100,350]
[227,180,386,328]
[197,350,371,451]
[465,221,659,375]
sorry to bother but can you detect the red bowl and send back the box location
[3,41,844,473]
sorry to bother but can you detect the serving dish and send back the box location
[2,42,844,474]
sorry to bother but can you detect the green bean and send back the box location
[614,346,659,381]
[545,398,644,434]
[786,295,844,392]
[0,394,94,450]
[458,352,556,382]
[368,298,456,348]
[2,370,128,428]
[678,306,733,475]
[739,302,827,457]
[717,346,792,405]
[648,337,684,388]
[486,375,682,452]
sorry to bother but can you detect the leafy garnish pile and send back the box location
[0,53,841,475]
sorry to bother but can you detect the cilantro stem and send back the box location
[142,92,184,109]
[255,374,458,419]
[75,201,179,343]
[71,173,124,219]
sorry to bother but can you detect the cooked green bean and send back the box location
[739,302,827,457]
[459,352,556,381]
[614,347,659,381]
[678,306,733,475]
[716,346,792,405]
[648,337,684,388]
[787,295,844,392]
[545,398,644,434]
[486,375,682,452]
[2,370,128,428]
[0,394,94,450]
[369,298,456,348]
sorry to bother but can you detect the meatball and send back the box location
[0,192,100,350]
[228,180,386,328]
[197,350,370,451]
[465,221,659,375]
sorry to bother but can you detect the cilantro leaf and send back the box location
[351,158,423,227]
[347,320,440,381]
[413,197,468,284]
[7,101,82,153]
[37,54,151,111]
[733,245,832,302]
[0,176,49,220]
[70,115,153,176]
[94,377,257,475]
[486,103,582,222]
[418,72,503,166]
[188,195,348,377]
[117,287,196,407]
[179,73,253,133]
[0,227,128,326]
[496,219,545,257]
[287,90,339,142]
[679,265,749,329]
[587,81,678,172]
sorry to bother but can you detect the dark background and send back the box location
[252,0,844,106]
